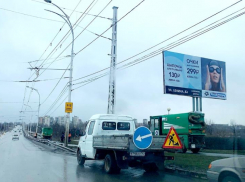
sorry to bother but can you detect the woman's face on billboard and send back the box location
[209,65,221,83]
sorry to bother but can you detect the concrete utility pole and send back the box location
[107,7,118,114]
[44,0,75,147]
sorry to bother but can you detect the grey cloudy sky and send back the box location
[0,0,244,125]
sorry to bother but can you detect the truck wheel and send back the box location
[77,150,85,165]
[143,163,158,172]
[104,154,121,174]
[191,148,200,153]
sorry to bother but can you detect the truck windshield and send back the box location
[117,122,130,130]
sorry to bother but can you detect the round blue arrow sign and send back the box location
[133,126,153,150]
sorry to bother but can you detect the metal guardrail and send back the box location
[23,130,76,153]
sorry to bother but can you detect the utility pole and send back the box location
[107,6,118,114]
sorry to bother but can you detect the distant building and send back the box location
[44,116,50,127]
[133,119,137,125]
[55,117,58,124]
[143,119,148,126]
[38,117,44,125]
[58,116,65,126]
[50,117,54,126]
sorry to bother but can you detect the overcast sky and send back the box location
[0,0,245,125]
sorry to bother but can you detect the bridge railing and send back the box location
[23,129,76,153]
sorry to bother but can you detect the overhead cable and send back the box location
[73,1,243,82]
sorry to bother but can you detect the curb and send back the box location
[164,166,207,180]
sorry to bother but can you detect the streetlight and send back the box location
[26,86,40,135]
[44,0,75,147]
[167,108,171,115]
[24,104,33,133]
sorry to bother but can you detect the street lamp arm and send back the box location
[51,3,71,25]
[24,104,33,110]
[44,9,73,31]
[26,86,41,134]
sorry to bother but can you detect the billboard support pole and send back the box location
[200,97,202,112]
[196,97,199,111]
[192,97,195,112]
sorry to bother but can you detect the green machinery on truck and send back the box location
[41,127,53,139]
[149,112,205,153]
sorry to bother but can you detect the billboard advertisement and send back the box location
[163,51,226,100]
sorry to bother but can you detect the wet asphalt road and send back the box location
[0,131,207,182]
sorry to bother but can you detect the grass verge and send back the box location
[164,152,227,173]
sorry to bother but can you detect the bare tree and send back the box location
[230,120,236,127]
[205,119,215,136]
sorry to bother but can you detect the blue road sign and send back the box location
[133,126,153,150]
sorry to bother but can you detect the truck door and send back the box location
[154,117,163,135]
[84,120,96,159]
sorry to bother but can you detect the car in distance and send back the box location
[12,134,19,140]
[207,157,245,182]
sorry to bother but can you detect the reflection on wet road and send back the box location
[0,132,206,182]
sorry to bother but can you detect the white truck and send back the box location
[77,114,174,173]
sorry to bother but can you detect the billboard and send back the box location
[163,51,226,100]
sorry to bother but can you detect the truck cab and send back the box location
[79,114,135,159]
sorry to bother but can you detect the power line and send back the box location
[41,0,142,84]
[20,0,83,115]
[36,0,111,79]
[0,77,68,82]
[58,0,111,57]
[20,0,88,115]
[31,0,112,20]
[24,1,99,117]
[37,0,97,70]
[72,0,243,82]
[49,95,68,116]
[119,9,245,70]
[41,64,70,105]
[72,72,108,90]
[43,85,69,116]
[0,102,37,103]
[76,0,146,55]
[22,1,242,116]
[48,78,99,116]
[36,0,83,63]
[48,0,99,62]
[0,7,64,23]
[71,9,245,90]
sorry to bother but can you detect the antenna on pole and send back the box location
[107,6,118,114]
